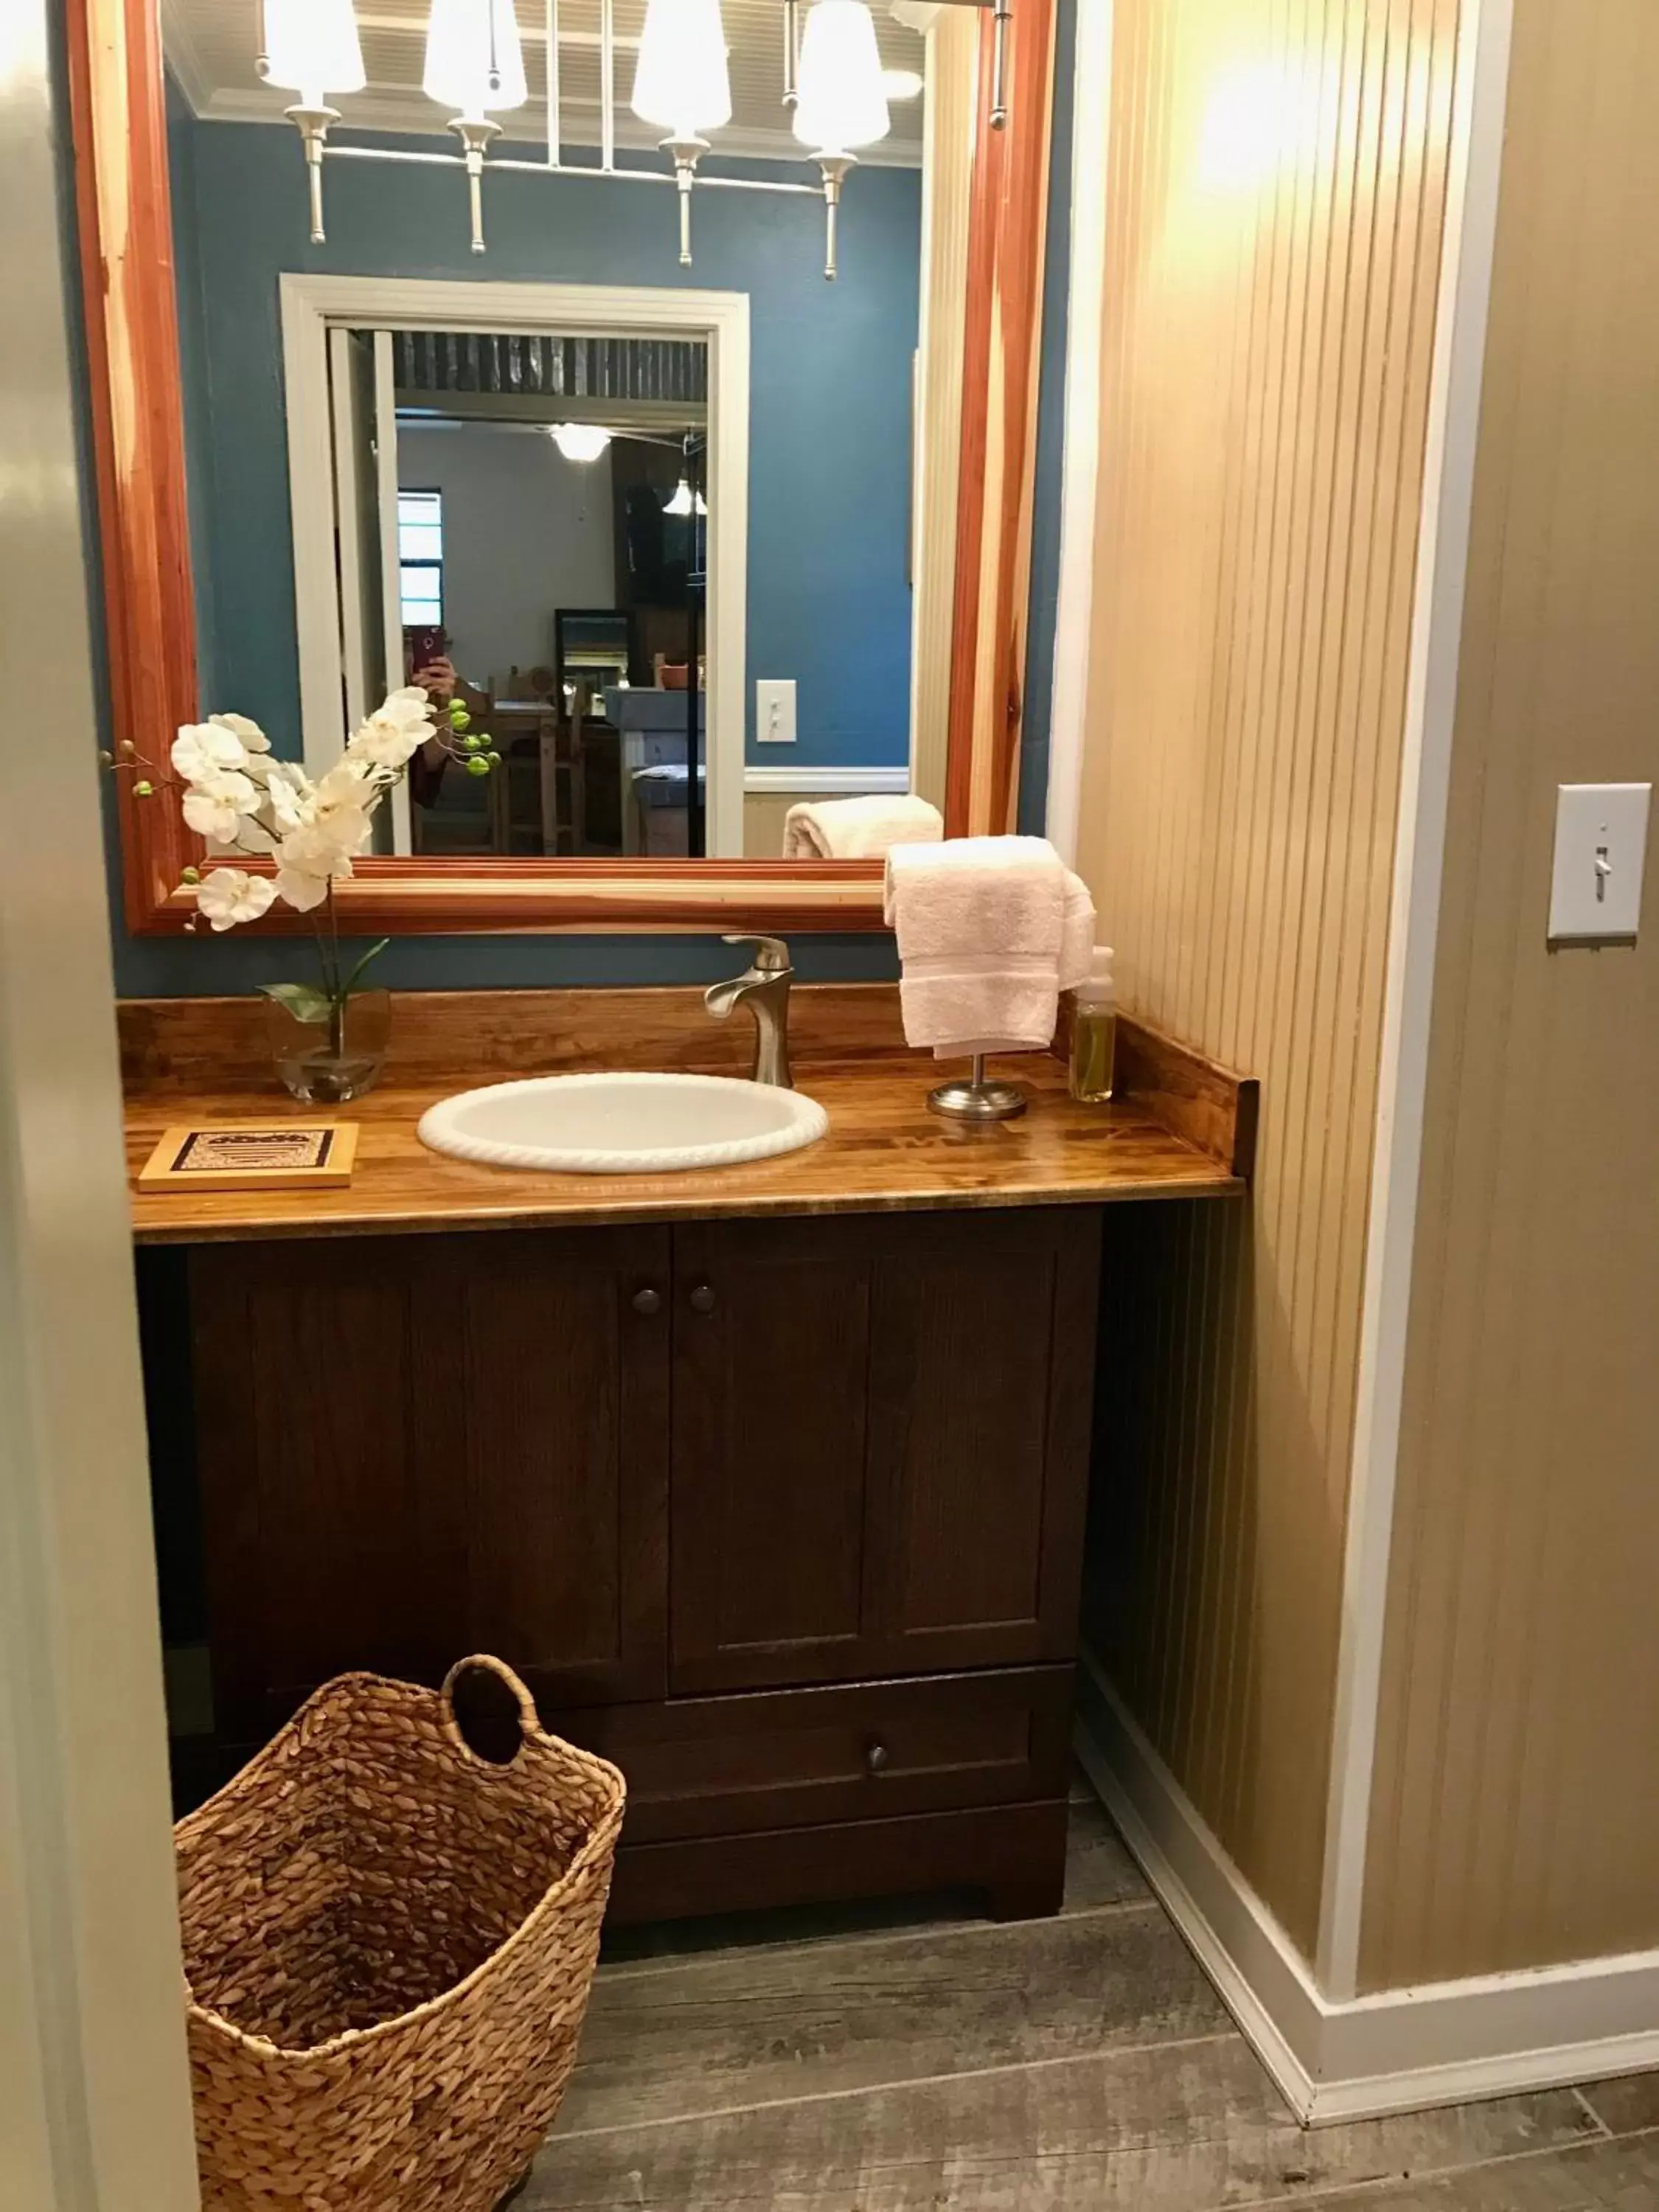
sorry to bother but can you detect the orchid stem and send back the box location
[319,884,346,1059]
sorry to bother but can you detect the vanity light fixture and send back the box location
[260,0,955,276]
[259,0,366,243]
[793,0,889,279]
[422,0,529,253]
[549,423,614,462]
[630,0,734,265]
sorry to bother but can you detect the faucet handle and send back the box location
[720,933,792,973]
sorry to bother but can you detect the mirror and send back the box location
[72,0,1056,930]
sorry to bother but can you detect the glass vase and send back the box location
[267,988,391,1105]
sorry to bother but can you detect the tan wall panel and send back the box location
[1362,0,1659,1989]
[1077,0,1461,1952]
[743,791,795,858]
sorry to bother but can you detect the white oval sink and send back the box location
[417,1071,829,1175]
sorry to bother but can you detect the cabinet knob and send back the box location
[630,1287,662,1316]
[865,1740,889,1775]
[689,1283,717,1315]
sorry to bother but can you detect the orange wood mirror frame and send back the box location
[67,0,1057,937]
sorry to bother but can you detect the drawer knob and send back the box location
[689,1283,717,1315]
[631,1287,662,1316]
[865,1740,889,1775]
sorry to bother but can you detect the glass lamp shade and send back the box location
[631,0,732,140]
[663,478,707,516]
[793,0,890,153]
[264,0,366,102]
[550,423,613,462]
[422,0,529,116]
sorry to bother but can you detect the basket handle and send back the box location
[441,1654,542,1764]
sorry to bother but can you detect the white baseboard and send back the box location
[1075,1648,1659,2126]
[743,766,911,796]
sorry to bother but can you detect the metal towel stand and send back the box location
[926,1054,1028,1123]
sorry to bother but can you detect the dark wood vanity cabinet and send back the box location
[180,1205,1101,1920]
[191,1226,674,1737]
[669,1212,1097,1694]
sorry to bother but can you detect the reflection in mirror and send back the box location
[325,322,713,858]
[161,0,954,866]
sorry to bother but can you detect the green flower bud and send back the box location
[487,751,502,767]
[461,731,482,751]
[133,779,155,796]
[448,705,470,731]
[181,865,201,884]
[467,756,490,778]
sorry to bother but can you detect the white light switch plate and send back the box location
[756,678,797,744]
[1548,782,1651,944]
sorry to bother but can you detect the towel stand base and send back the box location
[927,1054,1029,1122]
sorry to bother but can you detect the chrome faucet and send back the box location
[704,934,795,1088]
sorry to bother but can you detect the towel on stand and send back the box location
[883,835,1096,1057]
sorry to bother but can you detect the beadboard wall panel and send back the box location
[1076,0,1462,1954]
[1360,0,1659,1990]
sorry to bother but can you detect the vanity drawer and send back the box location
[554,1666,1072,1844]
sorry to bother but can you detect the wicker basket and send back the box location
[175,1656,625,2211]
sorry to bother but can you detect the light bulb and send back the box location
[880,67,923,102]
[631,0,732,140]
[549,423,613,462]
[264,0,365,104]
[663,479,707,516]
[422,0,528,116]
[793,0,889,153]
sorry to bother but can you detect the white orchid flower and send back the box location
[182,770,261,843]
[263,761,310,836]
[209,712,271,753]
[348,712,429,770]
[382,686,437,721]
[171,691,438,930]
[272,861,335,913]
[172,720,247,782]
[193,867,277,931]
[304,768,378,858]
[274,815,366,905]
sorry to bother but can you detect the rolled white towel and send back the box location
[783,793,944,860]
[883,835,1097,1057]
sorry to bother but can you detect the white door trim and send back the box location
[1316,0,1516,2000]
[1079,1654,1659,2128]
[1,4,201,2195]
[279,274,751,858]
[371,330,413,855]
[742,765,911,795]
[1043,0,1113,867]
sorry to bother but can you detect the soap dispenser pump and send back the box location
[1069,946,1117,1104]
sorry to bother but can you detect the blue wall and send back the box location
[171,119,920,772]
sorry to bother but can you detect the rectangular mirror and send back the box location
[69,0,1056,931]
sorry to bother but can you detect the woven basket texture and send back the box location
[174,1661,625,2211]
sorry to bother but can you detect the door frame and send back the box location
[281,274,751,859]
[1,0,199,2194]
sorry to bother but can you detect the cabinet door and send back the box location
[669,1210,1099,1693]
[669,1217,876,1694]
[192,1227,670,1738]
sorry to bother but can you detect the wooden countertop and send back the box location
[120,987,1253,1246]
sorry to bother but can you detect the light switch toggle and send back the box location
[756,678,797,744]
[1548,783,1651,945]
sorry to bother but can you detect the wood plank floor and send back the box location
[525,1782,1659,2210]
